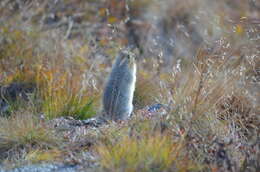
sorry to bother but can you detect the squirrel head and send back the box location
[118,49,136,68]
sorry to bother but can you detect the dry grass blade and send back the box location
[0,111,61,159]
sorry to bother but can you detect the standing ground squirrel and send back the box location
[102,49,137,121]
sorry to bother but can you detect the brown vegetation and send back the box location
[0,0,259,171]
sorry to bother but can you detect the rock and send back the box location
[82,116,109,127]
[0,82,35,116]
[137,103,167,119]
[48,116,103,143]
[147,103,163,112]
[0,99,9,114]
[0,163,79,172]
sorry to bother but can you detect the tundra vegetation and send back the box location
[0,0,259,171]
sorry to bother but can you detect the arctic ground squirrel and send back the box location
[102,49,137,121]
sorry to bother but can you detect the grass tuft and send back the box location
[0,26,99,119]
[96,133,197,172]
[25,149,62,163]
[0,111,61,161]
[134,71,161,109]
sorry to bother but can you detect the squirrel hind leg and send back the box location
[117,106,132,121]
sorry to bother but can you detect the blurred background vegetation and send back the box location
[0,0,259,171]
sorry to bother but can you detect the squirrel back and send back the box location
[102,50,136,121]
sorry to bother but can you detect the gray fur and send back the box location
[102,51,136,121]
